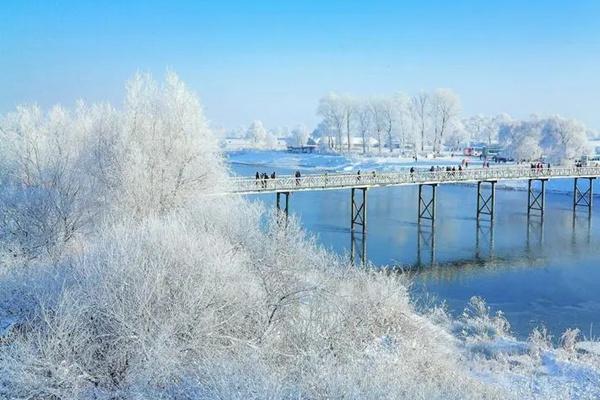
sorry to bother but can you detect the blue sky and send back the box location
[1,1,599,130]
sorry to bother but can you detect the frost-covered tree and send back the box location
[355,101,373,154]
[289,124,310,147]
[369,97,388,154]
[245,120,268,145]
[312,120,335,150]
[540,116,590,163]
[445,120,469,150]
[392,92,414,151]
[463,113,512,145]
[123,71,223,215]
[245,120,277,149]
[411,92,429,152]
[499,116,590,163]
[499,120,543,162]
[317,93,346,152]
[429,89,461,153]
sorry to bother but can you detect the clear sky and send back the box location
[1,1,599,130]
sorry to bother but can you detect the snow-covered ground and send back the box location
[227,150,590,195]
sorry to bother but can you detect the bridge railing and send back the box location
[229,166,600,193]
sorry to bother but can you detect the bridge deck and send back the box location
[228,166,600,194]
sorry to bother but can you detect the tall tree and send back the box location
[429,89,461,153]
[355,101,373,154]
[411,92,429,152]
[317,93,345,152]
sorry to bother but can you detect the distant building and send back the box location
[287,144,317,153]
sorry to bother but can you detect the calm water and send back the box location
[230,159,600,340]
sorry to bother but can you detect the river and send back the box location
[227,150,600,340]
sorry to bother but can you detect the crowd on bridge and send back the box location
[255,170,304,188]
[250,159,589,191]
[255,171,277,188]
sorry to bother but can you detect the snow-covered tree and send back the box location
[317,93,346,152]
[411,92,429,151]
[540,116,590,163]
[245,120,268,145]
[312,120,335,150]
[369,97,388,154]
[355,101,373,154]
[289,124,310,147]
[463,113,512,145]
[392,92,414,151]
[445,120,469,150]
[499,120,543,162]
[245,120,276,149]
[429,89,461,153]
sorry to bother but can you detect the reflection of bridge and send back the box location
[229,166,600,266]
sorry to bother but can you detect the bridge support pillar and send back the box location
[418,184,437,223]
[573,177,594,215]
[276,192,290,221]
[477,180,496,221]
[350,231,367,267]
[351,187,367,233]
[527,179,547,218]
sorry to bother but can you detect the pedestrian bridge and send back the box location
[226,166,600,242]
[228,166,600,194]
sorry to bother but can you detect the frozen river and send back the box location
[227,150,600,340]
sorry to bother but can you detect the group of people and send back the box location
[255,171,276,188]
[427,165,462,173]
[530,162,551,170]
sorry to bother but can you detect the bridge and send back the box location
[227,166,600,234]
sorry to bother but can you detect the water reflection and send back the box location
[526,216,544,251]
[416,223,435,267]
[350,231,367,267]
[475,220,494,260]
[571,212,592,245]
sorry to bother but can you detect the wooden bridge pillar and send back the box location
[276,192,290,221]
[476,180,496,221]
[351,187,367,233]
[573,177,594,215]
[418,184,437,224]
[527,179,547,218]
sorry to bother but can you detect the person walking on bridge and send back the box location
[255,171,260,186]
[295,170,301,185]
[357,170,361,182]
